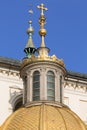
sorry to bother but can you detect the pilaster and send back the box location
[40,68,47,100]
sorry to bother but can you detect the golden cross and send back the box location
[37,3,48,15]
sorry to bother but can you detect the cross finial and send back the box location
[37,3,48,15]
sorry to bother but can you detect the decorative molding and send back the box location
[0,68,20,77]
[64,80,87,93]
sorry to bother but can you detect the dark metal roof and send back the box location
[0,56,21,70]
[67,70,87,81]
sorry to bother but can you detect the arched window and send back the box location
[47,71,55,101]
[33,71,40,101]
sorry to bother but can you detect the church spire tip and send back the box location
[37,3,48,47]
[24,11,36,58]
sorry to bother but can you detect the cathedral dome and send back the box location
[1,102,86,130]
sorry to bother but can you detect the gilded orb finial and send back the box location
[27,20,34,34]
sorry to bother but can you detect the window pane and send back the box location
[47,75,55,82]
[33,76,39,81]
[47,82,54,89]
[47,89,55,96]
[47,96,55,101]
[33,89,40,96]
[47,71,54,76]
[33,96,40,101]
[33,82,40,88]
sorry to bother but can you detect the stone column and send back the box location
[27,72,30,102]
[40,68,46,100]
[55,72,60,102]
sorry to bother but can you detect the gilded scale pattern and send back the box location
[1,103,87,130]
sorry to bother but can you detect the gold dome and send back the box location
[1,102,86,130]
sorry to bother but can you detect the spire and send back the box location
[24,11,36,58]
[37,3,48,47]
[37,4,50,57]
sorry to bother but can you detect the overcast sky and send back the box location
[0,0,87,73]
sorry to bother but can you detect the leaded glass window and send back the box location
[33,71,40,101]
[47,71,55,100]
